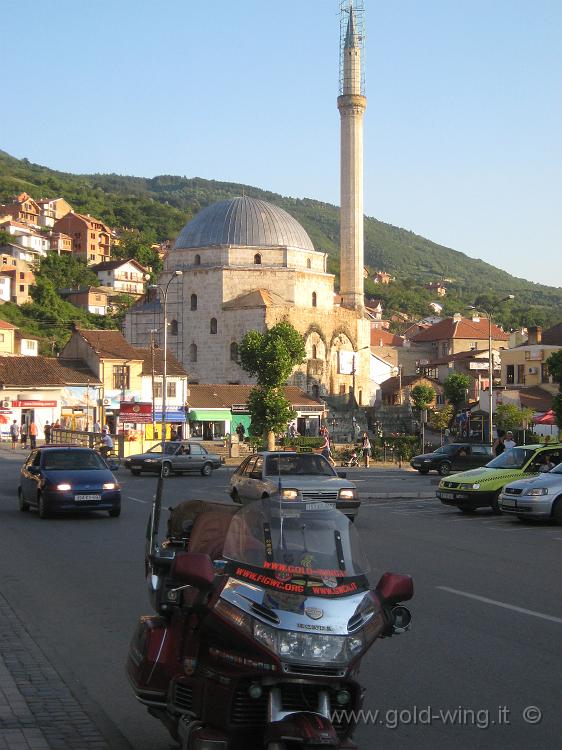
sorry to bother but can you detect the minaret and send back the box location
[338,1,366,310]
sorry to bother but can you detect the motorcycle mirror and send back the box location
[172,552,215,590]
[391,605,412,633]
[376,572,414,604]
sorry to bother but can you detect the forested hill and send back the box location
[1,149,561,329]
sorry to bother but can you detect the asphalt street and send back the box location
[0,451,560,749]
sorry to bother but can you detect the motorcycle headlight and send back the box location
[338,488,357,500]
[525,487,548,496]
[253,619,363,665]
[280,488,299,501]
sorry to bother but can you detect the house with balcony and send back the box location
[90,259,148,297]
[501,325,561,388]
[53,212,112,265]
[0,220,49,260]
[36,198,73,227]
[0,254,35,304]
[0,193,40,227]
[59,287,109,315]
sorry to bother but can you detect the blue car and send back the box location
[18,446,121,518]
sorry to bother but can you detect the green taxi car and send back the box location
[436,443,562,513]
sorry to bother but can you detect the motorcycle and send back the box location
[127,491,413,749]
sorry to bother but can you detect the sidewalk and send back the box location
[0,593,131,750]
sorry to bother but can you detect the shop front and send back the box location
[148,407,188,440]
[1,394,60,440]
[187,409,231,441]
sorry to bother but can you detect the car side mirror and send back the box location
[171,552,215,590]
[376,572,414,604]
[337,470,347,479]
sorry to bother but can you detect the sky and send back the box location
[2,0,561,287]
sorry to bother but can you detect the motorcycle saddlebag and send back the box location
[126,615,169,701]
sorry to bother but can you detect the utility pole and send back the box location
[149,328,157,440]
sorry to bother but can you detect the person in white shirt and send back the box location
[503,431,516,451]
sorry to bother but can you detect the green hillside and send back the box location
[1,149,561,333]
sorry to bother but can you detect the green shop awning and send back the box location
[188,409,232,421]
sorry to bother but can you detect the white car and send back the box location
[500,462,562,523]
[229,451,361,520]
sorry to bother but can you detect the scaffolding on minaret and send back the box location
[339,0,365,96]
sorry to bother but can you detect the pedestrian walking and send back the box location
[503,431,516,451]
[44,421,51,444]
[20,421,28,449]
[29,420,38,449]
[493,432,505,456]
[9,420,19,450]
[361,432,372,468]
[236,422,246,442]
[93,420,101,434]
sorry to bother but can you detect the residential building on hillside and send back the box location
[0,254,34,304]
[36,198,73,226]
[0,220,49,256]
[0,320,16,353]
[90,259,148,296]
[501,325,562,388]
[380,375,444,406]
[372,270,392,284]
[425,280,447,297]
[0,320,39,356]
[59,287,108,315]
[418,348,499,390]
[408,314,509,357]
[49,231,73,255]
[53,212,112,265]
[0,193,40,227]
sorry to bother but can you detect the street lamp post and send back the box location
[468,295,514,446]
[149,270,183,460]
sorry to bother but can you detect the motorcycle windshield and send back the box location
[222,498,370,593]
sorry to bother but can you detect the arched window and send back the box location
[307,258,312,269]
[312,291,317,308]
[230,342,239,361]
[189,343,197,362]
[254,253,262,265]
[190,293,197,311]
[210,318,217,334]
[170,319,178,336]
[312,344,317,359]
[194,254,201,266]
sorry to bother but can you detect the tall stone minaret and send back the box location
[338,1,366,311]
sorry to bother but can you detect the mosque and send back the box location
[124,2,375,406]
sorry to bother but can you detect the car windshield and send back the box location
[486,448,535,469]
[43,450,106,471]
[147,443,177,455]
[265,454,335,477]
[222,498,370,591]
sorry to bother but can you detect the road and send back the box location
[0,451,560,749]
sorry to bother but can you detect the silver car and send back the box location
[229,451,360,520]
[124,441,222,477]
[500,461,562,523]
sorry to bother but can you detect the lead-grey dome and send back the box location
[173,196,315,252]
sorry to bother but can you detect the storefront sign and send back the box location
[11,400,57,408]
[119,402,153,423]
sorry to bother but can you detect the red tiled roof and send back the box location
[90,259,148,273]
[410,317,508,343]
[0,319,16,330]
[134,347,189,377]
[186,384,323,410]
[370,329,404,347]
[0,356,99,387]
[73,328,141,361]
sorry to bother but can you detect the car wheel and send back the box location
[161,462,173,478]
[418,468,429,475]
[552,497,562,525]
[108,506,121,518]
[38,493,50,519]
[231,489,242,505]
[490,491,502,514]
[18,488,30,513]
[201,463,212,477]
[130,469,141,476]
[438,462,451,476]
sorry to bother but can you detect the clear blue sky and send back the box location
[2,0,561,286]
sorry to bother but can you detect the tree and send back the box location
[34,252,100,290]
[495,404,534,433]
[238,322,306,449]
[112,229,162,279]
[443,372,471,410]
[430,404,454,431]
[410,384,435,411]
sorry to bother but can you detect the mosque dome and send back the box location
[173,196,315,253]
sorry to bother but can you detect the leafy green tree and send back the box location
[34,252,100,290]
[239,322,306,449]
[495,404,534,433]
[430,404,454,431]
[546,351,562,427]
[443,372,471,410]
[410,384,435,410]
[112,229,163,279]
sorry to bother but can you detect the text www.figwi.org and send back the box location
[331,705,543,730]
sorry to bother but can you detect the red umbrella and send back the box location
[532,410,556,425]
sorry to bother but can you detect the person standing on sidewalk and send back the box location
[9,420,19,450]
[361,432,372,468]
[44,421,51,445]
[29,420,38,449]
[20,421,28,449]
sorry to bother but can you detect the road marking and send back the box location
[127,495,148,504]
[437,586,562,625]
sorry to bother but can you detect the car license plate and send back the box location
[74,494,101,503]
[440,492,455,500]
[306,502,336,511]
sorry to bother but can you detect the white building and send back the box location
[91,259,149,296]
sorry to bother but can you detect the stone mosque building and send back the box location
[124,3,375,405]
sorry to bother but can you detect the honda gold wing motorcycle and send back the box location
[127,493,413,750]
